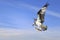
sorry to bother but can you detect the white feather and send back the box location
[36,15,41,27]
[41,7,47,14]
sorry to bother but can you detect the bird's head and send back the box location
[43,2,49,7]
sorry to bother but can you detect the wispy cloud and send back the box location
[0,28,60,40]
[0,28,34,37]
[14,2,60,18]
[46,10,60,18]
[1,0,60,18]
[0,0,60,18]
[21,3,60,18]
[15,3,60,18]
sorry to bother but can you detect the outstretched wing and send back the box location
[37,3,49,23]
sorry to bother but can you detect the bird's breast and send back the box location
[35,20,41,26]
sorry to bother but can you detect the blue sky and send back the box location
[0,0,60,40]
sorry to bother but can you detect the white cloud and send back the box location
[0,0,60,18]
[0,28,60,40]
[1,0,60,18]
[18,3,60,18]
[46,10,60,18]
[0,28,34,37]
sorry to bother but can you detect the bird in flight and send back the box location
[33,3,49,31]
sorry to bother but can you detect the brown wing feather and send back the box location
[37,3,49,23]
[37,9,45,23]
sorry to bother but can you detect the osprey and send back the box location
[33,3,49,31]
